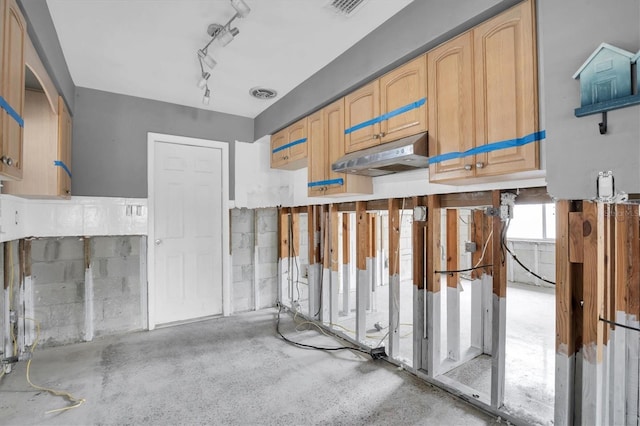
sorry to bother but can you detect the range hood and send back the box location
[332,132,428,177]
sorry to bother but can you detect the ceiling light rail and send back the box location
[196,0,251,105]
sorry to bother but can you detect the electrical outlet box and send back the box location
[413,206,427,221]
[465,241,477,253]
[597,171,614,200]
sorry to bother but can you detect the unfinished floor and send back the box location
[0,309,500,425]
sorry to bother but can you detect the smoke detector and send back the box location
[327,0,369,16]
[249,87,278,100]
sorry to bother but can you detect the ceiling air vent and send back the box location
[249,87,278,100]
[328,0,368,16]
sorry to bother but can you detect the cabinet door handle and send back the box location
[476,162,485,169]
[1,156,13,166]
[283,155,289,160]
[379,132,386,138]
[372,133,379,139]
[464,164,472,171]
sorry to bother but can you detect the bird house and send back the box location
[573,43,634,107]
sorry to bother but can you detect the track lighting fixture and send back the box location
[196,0,251,105]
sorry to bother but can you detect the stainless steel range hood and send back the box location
[332,132,428,177]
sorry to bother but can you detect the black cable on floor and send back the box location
[275,305,378,358]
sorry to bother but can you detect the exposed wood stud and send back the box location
[446,208,460,361]
[342,212,351,315]
[413,196,427,290]
[490,190,506,409]
[291,208,300,259]
[24,239,31,277]
[388,199,401,277]
[388,198,401,359]
[446,209,459,288]
[425,194,441,375]
[569,212,585,263]
[355,201,368,342]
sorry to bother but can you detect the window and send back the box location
[507,203,555,240]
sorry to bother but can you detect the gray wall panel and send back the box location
[73,87,253,198]
[539,0,640,199]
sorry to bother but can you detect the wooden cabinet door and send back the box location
[427,32,475,182]
[287,118,307,163]
[344,80,380,153]
[270,129,288,168]
[474,0,538,177]
[1,0,26,179]
[58,96,72,197]
[380,54,427,143]
[306,109,326,197]
[324,98,347,196]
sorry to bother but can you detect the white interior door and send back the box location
[148,133,229,328]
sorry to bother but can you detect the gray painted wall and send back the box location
[73,87,254,198]
[539,0,640,199]
[17,0,75,113]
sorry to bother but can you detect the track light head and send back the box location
[231,0,250,18]
[197,49,217,69]
[197,72,211,89]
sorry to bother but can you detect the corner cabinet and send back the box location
[428,0,539,182]
[307,98,372,197]
[270,118,307,170]
[0,0,26,180]
[345,55,427,154]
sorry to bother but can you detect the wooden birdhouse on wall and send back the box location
[573,42,634,107]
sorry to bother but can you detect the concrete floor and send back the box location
[0,309,499,425]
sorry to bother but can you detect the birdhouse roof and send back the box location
[572,42,635,79]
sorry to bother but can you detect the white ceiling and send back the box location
[46,0,414,118]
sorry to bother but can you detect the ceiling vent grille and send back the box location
[328,0,368,16]
[249,87,278,100]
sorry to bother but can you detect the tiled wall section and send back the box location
[231,208,278,313]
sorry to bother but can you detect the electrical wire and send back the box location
[24,317,86,414]
[501,219,556,285]
[434,264,494,275]
[599,317,640,333]
[473,227,493,269]
[276,305,371,356]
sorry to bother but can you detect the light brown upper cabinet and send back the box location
[307,98,372,197]
[4,34,73,198]
[270,118,307,170]
[0,0,26,180]
[428,0,539,182]
[427,32,474,181]
[345,55,427,154]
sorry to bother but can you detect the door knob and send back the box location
[155,239,163,245]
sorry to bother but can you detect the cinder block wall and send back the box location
[231,208,255,312]
[230,207,278,313]
[91,237,142,337]
[32,238,86,345]
[30,236,143,347]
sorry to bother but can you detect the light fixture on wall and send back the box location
[196,0,251,105]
